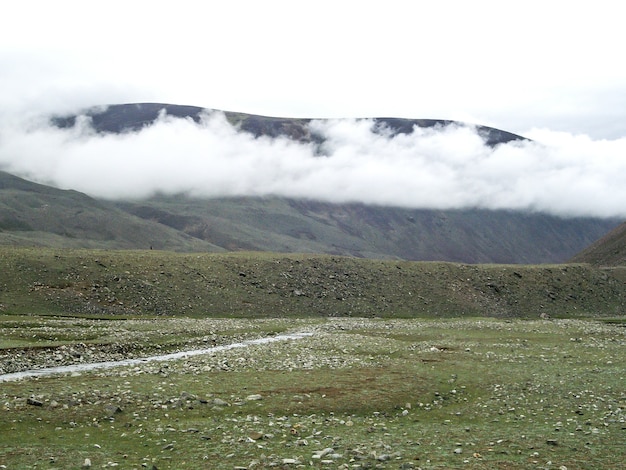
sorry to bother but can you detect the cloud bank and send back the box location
[1,111,625,218]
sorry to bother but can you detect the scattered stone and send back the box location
[454,447,463,454]
[82,458,92,468]
[27,397,43,407]
[546,439,559,446]
[248,431,264,440]
[312,448,334,459]
[104,405,123,416]
[212,398,229,406]
[246,394,263,401]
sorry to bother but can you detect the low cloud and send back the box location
[1,111,625,218]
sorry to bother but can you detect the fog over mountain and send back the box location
[0,106,625,219]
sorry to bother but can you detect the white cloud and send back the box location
[1,111,625,218]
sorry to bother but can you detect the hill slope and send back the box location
[117,195,620,264]
[1,166,617,261]
[0,171,223,252]
[0,169,617,262]
[570,221,626,266]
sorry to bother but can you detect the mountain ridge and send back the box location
[0,103,621,264]
[51,102,528,147]
[0,169,620,263]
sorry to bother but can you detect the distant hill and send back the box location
[116,195,621,264]
[0,171,223,252]
[51,102,527,147]
[0,169,618,263]
[570,221,626,266]
[0,103,620,263]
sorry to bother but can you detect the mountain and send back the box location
[0,171,223,252]
[0,169,618,263]
[570,221,626,266]
[115,195,620,264]
[0,103,620,263]
[51,102,527,147]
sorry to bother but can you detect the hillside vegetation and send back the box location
[0,247,623,319]
[0,171,223,252]
[0,170,619,263]
[570,221,626,266]
[117,195,621,264]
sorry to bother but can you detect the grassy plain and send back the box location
[1,317,625,469]
[0,247,624,468]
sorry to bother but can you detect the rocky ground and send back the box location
[0,317,312,376]
[1,318,625,469]
[2,248,625,319]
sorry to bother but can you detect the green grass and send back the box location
[1,317,625,469]
[1,247,624,319]
[0,246,624,467]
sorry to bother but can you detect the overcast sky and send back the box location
[1,1,625,217]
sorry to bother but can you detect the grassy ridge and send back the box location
[1,247,624,319]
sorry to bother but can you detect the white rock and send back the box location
[312,448,334,459]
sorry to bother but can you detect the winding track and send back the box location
[0,332,312,382]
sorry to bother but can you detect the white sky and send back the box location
[1,0,625,217]
[2,0,625,137]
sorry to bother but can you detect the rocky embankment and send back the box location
[2,249,625,319]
